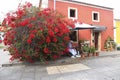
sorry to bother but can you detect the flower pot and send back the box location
[88,53,92,57]
[81,54,85,59]
[104,49,107,51]
[96,52,99,56]
[93,52,96,56]
[82,52,88,57]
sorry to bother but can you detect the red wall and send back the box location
[48,0,114,50]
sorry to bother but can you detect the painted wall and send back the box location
[48,0,114,50]
[115,20,120,45]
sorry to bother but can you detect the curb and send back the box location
[2,63,23,67]
[1,58,83,67]
[1,60,67,67]
[1,53,120,67]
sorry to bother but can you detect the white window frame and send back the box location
[92,11,100,22]
[68,7,78,20]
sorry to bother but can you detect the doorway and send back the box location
[92,32,101,50]
[94,32,99,49]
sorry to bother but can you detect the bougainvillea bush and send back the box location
[2,2,74,63]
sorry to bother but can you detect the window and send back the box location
[68,7,78,19]
[93,13,98,20]
[92,11,100,22]
[69,31,77,42]
[70,9,75,17]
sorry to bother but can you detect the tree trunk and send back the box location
[39,0,42,9]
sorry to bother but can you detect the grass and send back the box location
[0,45,4,49]
[0,43,5,49]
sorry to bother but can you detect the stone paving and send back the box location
[0,49,10,67]
[0,49,120,80]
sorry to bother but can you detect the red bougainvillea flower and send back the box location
[28,24,33,28]
[26,2,32,7]
[64,47,69,53]
[64,36,69,41]
[53,55,58,59]
[30,33,35,39]
[28,58,34,63]
[43,48,49,54]
[53,37,57,42]
[16,9,25,18]
[46,36,51,43]
[48,30,54,37]
[30,17,36,21]
[10,22,16,28]
[54,28,59,33]
[27,38,32,44]
[31,29,37,33]
[20,19,29,27]
[57,33,63,37]
[39,27,43,31]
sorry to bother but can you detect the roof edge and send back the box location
[57,0,113,10]
[114,19,120,21]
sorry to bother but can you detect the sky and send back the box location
[0,0,120,23]
[75,0,120,19]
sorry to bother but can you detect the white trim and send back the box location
[68,7,78,20]
[91,31,94,46]
[92,11,100,22]
[56,0,113,11]
[91,31,101,51]
[98,33,101,51]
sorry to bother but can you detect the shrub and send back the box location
[2,2,74,63]
[89,46,95,53]
[117,46,120,50]
[82,46,90,53]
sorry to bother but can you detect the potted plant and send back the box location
[95,50,100,56]
[89,46,95,57]
[82,45,89,57]
[90,46,96,56]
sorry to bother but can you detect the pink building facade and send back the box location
[48,0,114,51]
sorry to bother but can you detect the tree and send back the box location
[3,2,75,63]
[39,0,42,9]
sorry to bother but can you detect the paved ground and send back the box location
[0,49,10,67]
[0,43,10,66]
[0,49,120,80]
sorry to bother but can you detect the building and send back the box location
[114,19,120,47]
[48,0,114,51]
